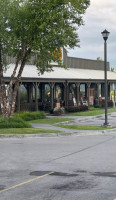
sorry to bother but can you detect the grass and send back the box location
[14,111,46,121]
[57,124,116,130]
[0,116,31,129]
[0,128,62,134]
[68,108,116,116]
[30,117,73,124]
[0,111,46,129]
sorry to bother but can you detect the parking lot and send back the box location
[0,133,116,200]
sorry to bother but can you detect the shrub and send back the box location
[14,111,46,121]
[0,116,31,129]
[49,109,54,114]
[101,100,113,108]
[53,107,65,115]
[94,104,102,108]
[65,105,88,113]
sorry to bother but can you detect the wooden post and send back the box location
[97,83,100,104]
[76,83,80,106]
[29,84,33,103]
[35,82,39,111]
[63,81,69,108]
[17,83,20,112]
[49,82,55,109]
[87,83,91,108]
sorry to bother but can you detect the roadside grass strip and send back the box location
[68,108,116,116]
[56,124,116,130]
[30,117,73,124]
[0,128,62,135]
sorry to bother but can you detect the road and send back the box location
[0,134,116,200]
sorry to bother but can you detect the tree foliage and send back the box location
[0,0,90,118]
[111,67,114,72]
[97,57,103,61]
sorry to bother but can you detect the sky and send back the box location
[68,0,116,71]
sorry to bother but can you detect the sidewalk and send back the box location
[0,113,116,138]
[31,112,116,137]
[46,112,116,126]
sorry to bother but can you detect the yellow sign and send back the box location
[52,49,62,61]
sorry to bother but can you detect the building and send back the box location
[3,49,116,112]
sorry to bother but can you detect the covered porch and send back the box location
[15,80,113,112]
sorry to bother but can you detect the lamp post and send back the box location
[101,29,110,127]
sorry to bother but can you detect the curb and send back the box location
[0,128,116,139]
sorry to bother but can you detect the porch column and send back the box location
[87,83,91,108]
[41,83,45,103]
[17,83,20,112]
[96,83,100,104]
[29,84,33,103]
[101,83,105,97]
[114,83,116,104]
[49,82,55,109]
[76,83,80,106]
[108,82,110,100]
[64,81,69,108]
[35,82,40,111]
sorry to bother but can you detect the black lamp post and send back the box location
[101,29,110,127]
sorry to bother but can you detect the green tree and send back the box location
[0,0,90,118]
[97,57,103,61]
[111,67,114,72]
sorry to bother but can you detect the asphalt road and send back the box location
[0,134,116,200]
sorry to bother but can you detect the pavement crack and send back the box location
[48,136,115,162]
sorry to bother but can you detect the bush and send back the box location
[49,109,54,114]
[14,111,46,121]
[0,116,31,129]
[101,100,113,108]
[94,104,102,108]
[53,107,65,115]
[65,105,88,113]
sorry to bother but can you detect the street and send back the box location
[0,134,116,200]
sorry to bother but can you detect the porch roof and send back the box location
[4,64,116,81]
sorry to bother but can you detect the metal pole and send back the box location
[104,40,108,126]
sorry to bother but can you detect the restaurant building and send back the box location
[4,49,116,112]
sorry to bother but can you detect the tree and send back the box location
[111,67,114,72]
[97,57,103,61]
[0,0,90,118]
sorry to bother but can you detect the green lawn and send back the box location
[57,124,116,130]
[30,117,73,124]
[68,108,116,116]
[0,128,62,134]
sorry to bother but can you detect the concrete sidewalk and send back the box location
[30,112,116,137]
[0,112,116,138]
[47,112,116,126]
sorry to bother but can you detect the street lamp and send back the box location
[101,29,110,127]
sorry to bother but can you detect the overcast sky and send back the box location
[68,0,116,71]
